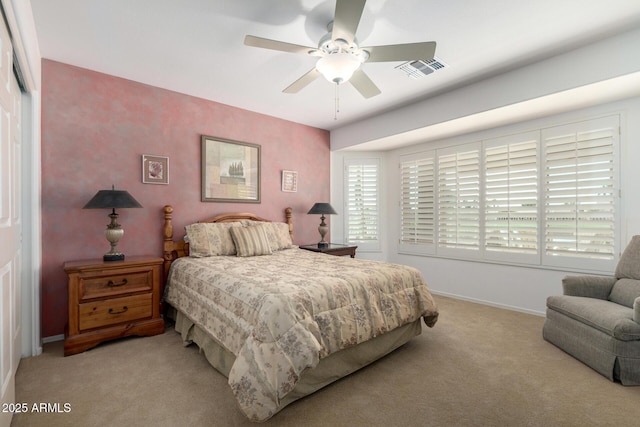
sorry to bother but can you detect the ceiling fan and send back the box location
[244,0,436,99]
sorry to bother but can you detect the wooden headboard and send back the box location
[162,205,293,279]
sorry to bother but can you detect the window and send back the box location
[542,116,618,271]
[399,152,435,255]
[344,158,380,250]
[397,115,619,272]
[437,143,481,257]
[484,132,539,264]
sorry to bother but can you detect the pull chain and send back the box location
[334,82,340,120]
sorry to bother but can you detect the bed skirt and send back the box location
[170,307,422,416]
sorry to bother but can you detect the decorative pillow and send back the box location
[264,222,293,251]
[240,221,292,251]
[229,224,273,257]
[184,222,242,257]
[608,278,640,308]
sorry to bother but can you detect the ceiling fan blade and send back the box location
[349,69,381,98]
[332,0,366,45]
[364,41,436,62]
[283,68,322,94]
[244,35,314,55]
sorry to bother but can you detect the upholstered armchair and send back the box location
[543,236,640,385]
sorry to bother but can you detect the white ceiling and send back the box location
[31,0,640,134]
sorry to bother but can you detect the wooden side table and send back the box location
[64,256,164,356]
[299,243,358,258]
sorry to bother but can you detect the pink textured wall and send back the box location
[41,60,330,338]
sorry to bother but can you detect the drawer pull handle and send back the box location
[108,306,128,315]
[107,278,128,287]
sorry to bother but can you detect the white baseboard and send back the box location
[430,290,546,317]
[42,334,64,344]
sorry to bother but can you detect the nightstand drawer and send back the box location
[78,293,152,331]
[79,270,154,301]
[64,256,164,355]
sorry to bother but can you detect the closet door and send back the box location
[0,9,22,426]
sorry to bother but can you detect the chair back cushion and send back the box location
[616,235,640,280]
[609,278,640,308]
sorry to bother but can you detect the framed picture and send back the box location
[142,154,169,184]
[201,135,261,203]
[282,170,298,192]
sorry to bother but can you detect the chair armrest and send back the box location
[562,275,616,299]
[634,297,639,323]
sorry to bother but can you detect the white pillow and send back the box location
[264,222,293,251]
[184,222,243,257]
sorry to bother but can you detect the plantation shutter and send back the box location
[484,132,539,263]
[437,143,481,255]
[399,152,435,255]
[344,158,380,250]
[542,116,618,271]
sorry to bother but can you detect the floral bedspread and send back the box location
[164,248,438,421]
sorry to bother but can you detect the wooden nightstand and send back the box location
[299,243,358,258]
[63,256,165,356]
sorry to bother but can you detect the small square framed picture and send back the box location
[282,170,298,192]
[142,154,169,185]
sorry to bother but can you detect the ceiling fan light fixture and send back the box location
[316,52,361,84]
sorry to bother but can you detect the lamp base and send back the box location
[317,242,328,249]
[103,253,125,262]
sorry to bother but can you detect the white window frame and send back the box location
[437,142,482,259]
[343,158,381,251]
[399,151,436,255]
[541,116,619,272]
[483,131,540,265]
[396,114,620,273]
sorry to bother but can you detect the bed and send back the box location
[161,205,439,421]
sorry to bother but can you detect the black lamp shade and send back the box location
[307,202,336,249]
[83,189,143,210]
[307,203,337,215]
[83,187,142,262]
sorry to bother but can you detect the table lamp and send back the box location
[83,186,143,261]
[307,202,337,248]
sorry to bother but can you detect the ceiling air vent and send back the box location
[396,57,448,79]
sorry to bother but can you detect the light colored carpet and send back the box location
[11,296,640,426]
